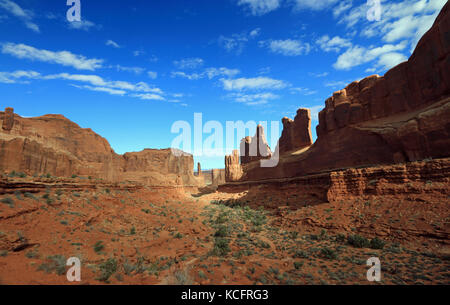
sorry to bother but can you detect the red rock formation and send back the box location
[0,111,199,187]
[197,162,202,176]
[279,108,313,154]
[1,108,14,131]
[240,124,272,164]
[211,169,226,186]
[225,150,243,182]
[228,2,450,182]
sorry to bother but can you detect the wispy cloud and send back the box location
[173,57,204,69]
[290,87,317,96]
[171,67,240,80]
[221,76,288,91]
[67,19,97,31]
[0,0,39,32]
[227,92,280,106]
[218,28,260,54]
[293,0,339,11]
[237,0,281,16]
[1,42,103,71]
[0,69,167,101]
[259,39,311,56]
[333,41,408,70]
[106,40,121,48]
[316,35,352,52]
[147,71,158,79]
[113,65,145,75]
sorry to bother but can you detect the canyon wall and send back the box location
[0,109,200,187]
[225,2,450,183]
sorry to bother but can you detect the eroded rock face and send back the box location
[225,150,243,182]
[197,162,202,176]
[211,169,226,186]
[240,125,272,164]
[317,3,450,137]
[1,108,14,131]
[229,2,450,182]
[279,108,313,154]
[0,111,198,186]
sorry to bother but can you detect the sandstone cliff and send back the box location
[227,2,450,182]
[0,109,200,187]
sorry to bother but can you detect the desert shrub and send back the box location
[370,237,386,249]
[24,192,38,200]
[130,226,136,235]
[97,258,117,282]
[0,197,14,207]
[293,250,309,259]
[347,234,370,248]
[14,191,23,200]
[174,232,183,239]
[38,255,66,275]
[94,241,105,253]
[319,247,338,260]
[294,262,303,270]
[211,237,230,257]
[214,225,229,237]
[172,270,193,285]
[0,250,8,257]
[71,174,78,178]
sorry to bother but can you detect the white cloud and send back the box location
[147,71,158,79]
[340,0,446,52]
[72,84,126,96]
[377,52,408,70]
[106,40,121,48]
[43,73,163,95]
[316,35,352,52]
[260,39,311,56]
[293,0,339,11]
[204,67,240,79]
[250,28,261,37]
[218,29,260,54]
[309,72,329,78]
[1,42,103,71]
[237,0,281,16]
[173,57,204,69]
[132,93,165,101]
[333,0,352,17]
[324,80,349,88]
[114,65,145,74]
[133,50,145,57]
[67,19,96,31]
[0,0,39,32]
[0,70,41,83]
[171,67,240,80]
[290,87,317,96]
[221,77,288,91]
[0,69,167,101]
[333,41,408,70]
[228,92,279,106]
[171,71,203,80]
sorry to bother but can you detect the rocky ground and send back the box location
[0,169,448,285]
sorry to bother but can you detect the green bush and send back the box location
[370,237,386,249]
[97,258,117,282]
[214,225,229,237]
[38,255,66,275]
[319,247,338,260]
[212,237,230,257]
[347,234,370,248]
[0,197,14,207]
[94,241,105,253]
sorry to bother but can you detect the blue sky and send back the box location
[0,0,446,169]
